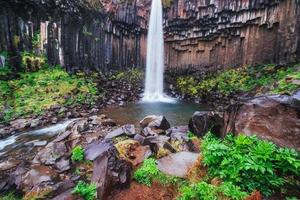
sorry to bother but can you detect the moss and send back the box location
[109,68,143,84]
[0,66,98,123]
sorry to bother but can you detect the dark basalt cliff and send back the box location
[164,0,300,70]
[0,0,300,71]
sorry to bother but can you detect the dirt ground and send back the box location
[108,181,178,200]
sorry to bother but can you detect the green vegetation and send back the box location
[71,146,85,162]
[0,66,98,123]
[21,51,46,72]
[133,158,183,186]
[201,133,300,196]
[109,68,143,83]
[133,133,299,199]
[72,181,97,200]
[177,64,300,98]
[178,181,247,200]
[0,192,21,200]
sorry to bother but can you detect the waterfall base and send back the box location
[141,93,176,103]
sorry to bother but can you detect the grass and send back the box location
[0,66,98,123]
[176,64,300,98]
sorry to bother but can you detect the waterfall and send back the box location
[142,0,174,103]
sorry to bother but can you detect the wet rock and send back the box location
[133,134,145,144]
[157,152,199,178]
[144,135,170,145]
[189,111,224,137]
[55,157,70,173]
[90,139,132,199]
[105,124,135,139]
[167,126,189,136]
[0,159,20,171]
[9,118,30,130]
[230,93,300,151]
[34,142,67,165]
[20,165,58,191]
[33,140,48,147]
[101,118,117,127]
[115,139,152,166]
[89,115,106,125]
[141,127,157,136]
[30,119,41,128]
[85,140,112,161]
[51,189,76,200]
[140,115,171,130]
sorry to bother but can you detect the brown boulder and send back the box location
[228,92,300,151]
[140,115,171,130]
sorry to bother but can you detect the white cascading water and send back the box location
[142,0,174,103]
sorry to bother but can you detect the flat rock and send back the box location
[157,152,199,178]
[85,139,112,161]
[0,159,21,171]
[21,165,58,191]
[105,124,135,139]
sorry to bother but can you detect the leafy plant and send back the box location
[72,181,97,200]
[178,181,247,200]
[201,133,300,196]
[71,146,85,162]
[134,158,182,186]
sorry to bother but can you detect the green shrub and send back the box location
[72,181,97,200]
[71,146,85,162]
[178,181,247,200]
[134,158,182,186]
[201,133,300,196]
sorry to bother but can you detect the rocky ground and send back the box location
[0,89,299,199]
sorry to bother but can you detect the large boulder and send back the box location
[229,92,300,151]
[88,140,132,200]
[140,115,171,130]
[188,111,224,137]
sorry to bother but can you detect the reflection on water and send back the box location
[103,101,210,126]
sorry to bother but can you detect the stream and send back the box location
[0,119,76,158]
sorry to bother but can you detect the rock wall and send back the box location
[0,0,150,72]
[0,0,300,71]
[164,0,300,70]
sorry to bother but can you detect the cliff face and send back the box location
[0,0,299,71]
[164,0,300,70]
[0,0,150,71]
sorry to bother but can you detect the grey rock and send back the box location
[157,152,199,178]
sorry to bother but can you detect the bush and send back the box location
[72,181,97,200]
[71,146,85,162]
[201,133,300,196]
[133,158,182,186]
[176,64,300,98]
[178,181,247,200]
